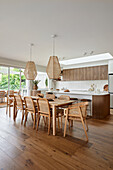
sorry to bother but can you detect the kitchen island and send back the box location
[47,90,110,119]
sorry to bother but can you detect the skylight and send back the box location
[60,53,113,65]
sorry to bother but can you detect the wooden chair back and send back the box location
[14,90,21,95]
[24,97,35,112]
[37,98,50,115]
[68,102,88,117]
[46,93,55,100]
[15,95,23,109]
[58,95,70,101]
[0,91,6,103]
[36,93,44,98]
[7,90,14,95]
[6,94,14,106]
[64,102,89,141]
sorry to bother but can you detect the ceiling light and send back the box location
[24,44,37,80]
[46,35,61,79]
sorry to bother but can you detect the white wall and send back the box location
[55,80,108,92]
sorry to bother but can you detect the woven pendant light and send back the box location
[24,44,37,80]
[46,35,61,79]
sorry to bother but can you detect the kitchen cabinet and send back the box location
[100,65,108,80]
[79,67,85,80]
[62,65,108,81]
[69,69,74,80]
[92,94,110,119]
[86,67,93,80]
[93,66,100,80]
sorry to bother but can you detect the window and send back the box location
[0,66,27,92]
[0,66,8,90]
[10,67,20,90]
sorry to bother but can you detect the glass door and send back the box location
[0,66,8,90]
[10,67,20,90]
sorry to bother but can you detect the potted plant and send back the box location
[45,78,48,87]
[32,80,41,90]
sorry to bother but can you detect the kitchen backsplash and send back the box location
[55,80,108,91]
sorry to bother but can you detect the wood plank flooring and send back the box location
[0,108,113,170]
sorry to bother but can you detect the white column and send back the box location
[49,79,53,89]
[49,79,56,90]
[26,80,32,96]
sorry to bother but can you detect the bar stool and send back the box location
[70,97,78,103]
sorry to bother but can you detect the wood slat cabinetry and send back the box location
[62,65,108,81]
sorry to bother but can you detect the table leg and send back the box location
[13,99,16,121]
[53,106,56,136]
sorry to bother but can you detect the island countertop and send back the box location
[46,90,110,119]
[47,90,109,96]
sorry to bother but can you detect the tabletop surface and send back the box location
[49,99,75,106]
[23,96,75,107]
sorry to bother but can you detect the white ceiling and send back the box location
[0,0,113,66]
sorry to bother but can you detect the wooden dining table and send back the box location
[13,96,75,136]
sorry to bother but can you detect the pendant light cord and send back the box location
[52,37,55,56]
[52,34,57,56]
[30,43,34,61]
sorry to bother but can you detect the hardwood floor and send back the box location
[0,108,113,169]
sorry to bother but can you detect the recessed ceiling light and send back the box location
[60,53,113,65]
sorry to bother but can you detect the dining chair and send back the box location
[6,90,14,117]
[14,95,25,124]
[80,99,91,116]
[57,95,70,128]
[36,98,51,135]
[46,93,55,100]
[0,91,6,103]
[36,93,44,98]
[24,97,38,129]
[14,90,21,95]
[64,102,89,141]
[58,95,70,101]
[46,94,64,129]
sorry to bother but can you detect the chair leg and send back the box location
[64,114,68,137]
[68,120,71,129]
[46,117,48,127]
[31,113,34,121]
[61,116,62,129]
[48,116,51,135]
[71,120,73,127]
[85,119,89,131]
[80,115,88,141]
[21,110,24,125]
[58,117,60,129]
[6,105,8,115]
[9,105,11,117]
[50,117,52,129]
[33,113,36,129]
[43,116,46,126]
[24,111,28,127]
[15,107,18,118]
[36,114,40,131]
